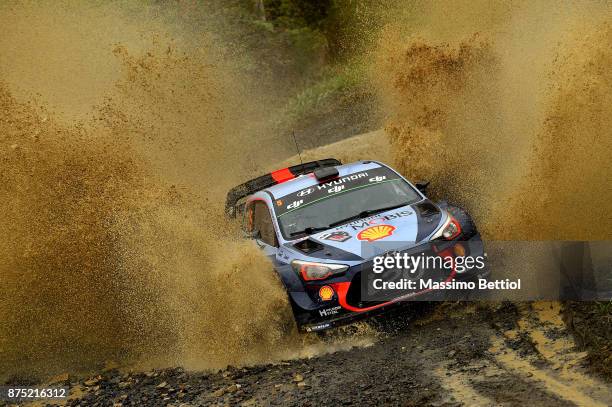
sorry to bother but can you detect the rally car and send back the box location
[226,159,488,332]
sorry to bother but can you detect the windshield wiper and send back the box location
[289,226,331,237]
[328,202,411,228]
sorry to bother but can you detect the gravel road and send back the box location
[48,301,611,407]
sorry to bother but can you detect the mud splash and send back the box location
[371,2,612,240]
[509,24,612,240]
[0,75,300,380]
[0,1,375,381]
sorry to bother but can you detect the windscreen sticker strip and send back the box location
[275,167,401,217]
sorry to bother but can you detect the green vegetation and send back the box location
[282,60,365,122]
[237,1,390,144]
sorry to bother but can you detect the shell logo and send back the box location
[357,225,396,242]
[319,285,334,301]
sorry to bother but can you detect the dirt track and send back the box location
[54,301,610,406]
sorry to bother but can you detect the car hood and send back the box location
[288,200,444,261]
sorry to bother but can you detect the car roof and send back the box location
[263,160,385,199]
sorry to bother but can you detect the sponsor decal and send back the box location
[319,305,341,317]
[357,225,396,242]
[316,172,368,191]
[287,200,303,209]
[297,187,314,197]
[275,167,400,216]
[319,231,351,242]
[347,210,412,231]
[305,322,331,332]
[276,199,283,206]
[319,285,335,301]
[327,185,345,194]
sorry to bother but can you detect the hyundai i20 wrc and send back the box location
[226,159,489,332]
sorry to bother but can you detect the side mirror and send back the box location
[415,181,430,194]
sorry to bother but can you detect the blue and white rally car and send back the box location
[226,159,488,332]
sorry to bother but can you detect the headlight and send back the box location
[431,212,462,240]
[291,260,348,281]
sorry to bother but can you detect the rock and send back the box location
[157,381,168,388]
[118,381,131,389]
[48,372,70,384]
[84,377,100,386]
[226,384,241,393]
[448,350,457,357]
[213,388,225,398]
[297,381,308,389]
[293,373,304,382]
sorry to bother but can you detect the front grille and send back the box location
[346,243,454,308]
[346,272,388,309]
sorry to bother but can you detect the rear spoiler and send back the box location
[225,158,342,218]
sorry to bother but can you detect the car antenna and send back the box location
[291,129,304,168]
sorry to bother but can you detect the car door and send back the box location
[244,200,279,257]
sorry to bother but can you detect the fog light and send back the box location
[319,285,334,301]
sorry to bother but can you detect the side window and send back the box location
[245,201,278,247]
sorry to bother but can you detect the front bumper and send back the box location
[294,233,487,332]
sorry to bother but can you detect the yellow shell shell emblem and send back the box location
[357,224,396,242]
[319,285,334,301]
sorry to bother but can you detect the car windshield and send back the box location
[275,171,421,239]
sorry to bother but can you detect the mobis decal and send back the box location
[319,231,351,242]
[347,210,413,231]
[357,225,396,242]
